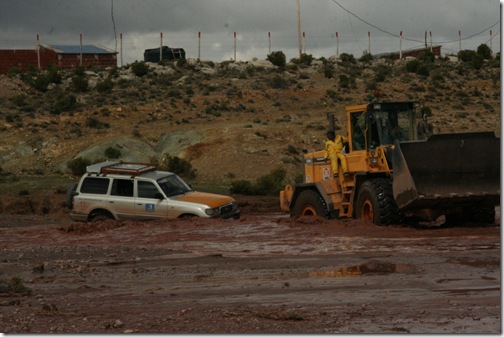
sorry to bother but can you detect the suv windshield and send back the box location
[158,174,192,197]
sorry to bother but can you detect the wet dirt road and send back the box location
[0,213,500,333]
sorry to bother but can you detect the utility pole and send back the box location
[399,31,402,60]
[459,30,461,52]
[160,32,164,61]
[268,32,271,54]
[336,32,339,56]
[490,30,493,52]
[198,32,201,61]
[79,33,83,67]
[297,0,302,59]
[368,31,371,54]
[36,34,41,69]
[120,33,123,67]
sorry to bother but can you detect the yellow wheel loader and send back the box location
[280,101,500,225]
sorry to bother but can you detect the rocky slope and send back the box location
[0,54,500,187]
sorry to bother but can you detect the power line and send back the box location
[330,0,499,45]
[347,12,362,52]
[111,0,117,52]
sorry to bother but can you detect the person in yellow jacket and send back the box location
[324,130,349,178]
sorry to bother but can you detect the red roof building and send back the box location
[0,44,117,74]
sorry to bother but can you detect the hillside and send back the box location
[0,53,500,189]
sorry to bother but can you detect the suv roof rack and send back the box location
[86,161,156,176]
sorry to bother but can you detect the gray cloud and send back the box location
[0,0,500,64]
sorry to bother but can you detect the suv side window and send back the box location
[138,181,162,198]
[80,177,110,194]
[111,179,134,197]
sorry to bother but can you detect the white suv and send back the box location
[67,161,240,222]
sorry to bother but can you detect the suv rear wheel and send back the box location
[66,183,78,209]
[90,212,113,222]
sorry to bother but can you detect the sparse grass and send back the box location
[0,275,32,296]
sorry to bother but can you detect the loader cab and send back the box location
[349,102,419,151]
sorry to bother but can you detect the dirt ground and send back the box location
[0,199,500,333]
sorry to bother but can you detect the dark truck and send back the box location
[144,46,186,62]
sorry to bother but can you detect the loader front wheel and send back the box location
[291,189,328,218]
[356,179,400,226]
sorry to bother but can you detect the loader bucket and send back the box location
[392,132,500,212]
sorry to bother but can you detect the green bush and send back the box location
[339,53,356,64]
[323,65,334,79]
[405,59,421,73]
[47,66,62,84]
[51,93,78,115]
[67,157,92,176]
[229,180,256,195]
[161,155,196,179]
[96,78,114,93]
[267,51,286,68]
[359,52,373,63]
[270,75,289,89]
[458,49,477,62]
[176,57,187,68]
[416,65,430,77]
[299,53,314,66]
[339,74,350,88]
[230,168,287,196]
[374,65,388,82]
[418,50,435,63]
[477,43,493,60]
[104,146,121,159]
[131,61,149,77]
[85,117,110,129]
[11,94,27,107]
[31,73,50,92]
[71,73,88,92]
[470,53,484,70]
[0,166,12,183]
[0,276,32,296]
[286,145,299,155]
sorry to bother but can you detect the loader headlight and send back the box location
[373,103,381,111]
[370,157,379,165]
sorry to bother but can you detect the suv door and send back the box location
[134,180,171,219]
[109,178,135,220]
[74,177,111,217]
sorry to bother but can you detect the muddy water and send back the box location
[0,214,500,333]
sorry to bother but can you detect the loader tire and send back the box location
[356,179,400,226]
[291,189,328,218]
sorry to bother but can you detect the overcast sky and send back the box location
[0,0,501,65]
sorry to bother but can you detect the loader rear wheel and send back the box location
[291,189,328,218]
[356,179,400,226]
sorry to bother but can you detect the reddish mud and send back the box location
[0,205,500,333]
